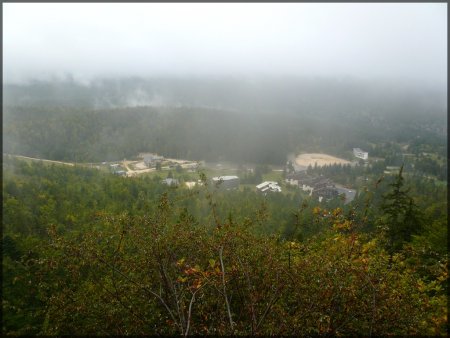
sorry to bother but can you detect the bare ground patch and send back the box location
[295,153,351,167]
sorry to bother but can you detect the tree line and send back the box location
[4,102,446,175]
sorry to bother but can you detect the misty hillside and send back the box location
[3,77,447,164]
[3,3,447,336]
[3,77,446,115]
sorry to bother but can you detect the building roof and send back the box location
[185,181,197,189]
[212,176,239,181]
[256,181,278,189]
[312,186,339,199]
[256,181,282,192]
[353,148,368,154]
[313,177,333,186]
[162,178,179,185]
[144,154,164,161]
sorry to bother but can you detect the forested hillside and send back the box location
[4,2,447,336]
[2,156,447,335]
[4,78,446,170]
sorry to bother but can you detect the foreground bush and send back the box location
[36,194,447,335]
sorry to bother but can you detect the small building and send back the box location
[312,186,339,201]
[353,148,369,160]
[114,170,127,176]
[184,162,199,172]
[285,171,309,187]
[311,177,332,190]
[211,176,239,190]
[384,166,401,175]
[286,171,342,202]
[143,153,164,167]
[109,163,120,173]
[256,181,282,195]
[297,176,322,193]
[185,181,197,189]
[162,178,179,186]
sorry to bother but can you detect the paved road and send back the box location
[335,184,357,204]
[5,153,199,178]
[4,154,75,166]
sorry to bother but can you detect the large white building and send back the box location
[353,148,368,160]
[256,181,282,194]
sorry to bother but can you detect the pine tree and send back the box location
[381,165,422,252]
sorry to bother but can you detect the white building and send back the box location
[353,148,368,160]
[256,181,282,194]
[185,181,197,189]
[162,178,179,186]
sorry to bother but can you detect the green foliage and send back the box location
[34,196,447,335]
[379,166,423,252]
[2,156,447,335]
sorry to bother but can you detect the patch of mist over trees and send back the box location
[4,76,447,114]
[3,77,447,167]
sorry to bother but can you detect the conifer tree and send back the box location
[381,165,422,252]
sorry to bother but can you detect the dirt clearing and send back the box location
[295,153,351,167]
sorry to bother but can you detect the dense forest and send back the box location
[4,78,447,168]
[2,155,447,335]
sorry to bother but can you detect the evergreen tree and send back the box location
[380,165,422,252]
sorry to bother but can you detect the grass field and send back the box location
[262,170,284,182]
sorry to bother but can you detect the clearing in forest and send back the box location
[295,153,351,168]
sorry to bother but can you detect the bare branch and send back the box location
[90,250,181,332]
[256,270,283,332]
[184,288,201,337]
[255,288,281,331]
[219,246,234,330]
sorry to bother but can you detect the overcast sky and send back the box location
[3,3,447,85]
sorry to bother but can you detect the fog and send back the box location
[3,3,447,86]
